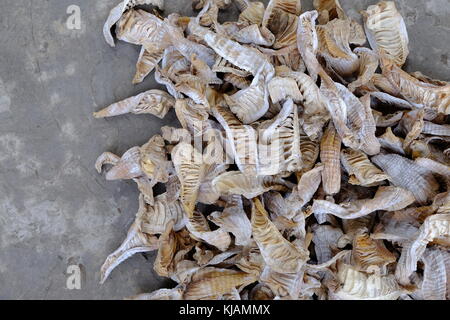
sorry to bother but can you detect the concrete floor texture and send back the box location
[0,0,449,299]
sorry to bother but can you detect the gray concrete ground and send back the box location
[0,0,449,299]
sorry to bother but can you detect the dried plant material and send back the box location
[262,0,301,49]
[100,195,160,284]
[191,56,221,86]
[186,211,231,251]
[370,91,416,109]
[362,1,409,67]
[298,131,320,177]
[224,70,272,124]
[311,186,415,220]
[94,89,175,119]
[397,109,425,148]
[372,153,439,204]
[197,162,228,204]
[234,245,265,277]
[319,74,359,149]
[172,142,207,216]
[268,77,302,104]
[127,287,184,300]
[293,164,323,208]
[414,158,450,185]
[337,87,380,155]
[377,127,405,155]
[212,171,292,199]
[194,0,231,10]
[183,267,256,300]
[227,23,274,47]
[208,196,252,246]
[351,230,396,274]
[341,148,389,187]
[96,147,142,180]
[313,0,345,24]
[140,151,167,190]
[155,67,183,99]
[338,214,375,248]
[312,224,343,264]
[258,99,302,175]
[249,284,275,300]
[161,126,192,144]
[372,214,420,244]
[190,21,273,76]
[95,0,450,300]
[420,248,449,300]
[297,11,321,81]
[174,99,209,135]
[368,73,399,95]
[160,46,190,80]
[116,10,174,83]
[306,250,351,273]
[223,73,251,89]
[252,199,309,274]
[96,135,170,203]
[410,71,450,87]
[380,56,450,114]
[237,1,265,24]
[141,193,186,234]
[211,103,258,175]
[395,214,450,285]
[372,110,403,128]
[422,122,450,137]
[166,23,216,68]
[331,262,404,300]
[212,56,252,77]
[103,0,165,47]
[133,47,165,84]
[154,221,181,277]
[259,266,304,298]
[195,0,219,27]
[317,19,360,77]
[279,69,329,141]
[320,122,342,195]
[409,140,433,161]
[348,48,379,92]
